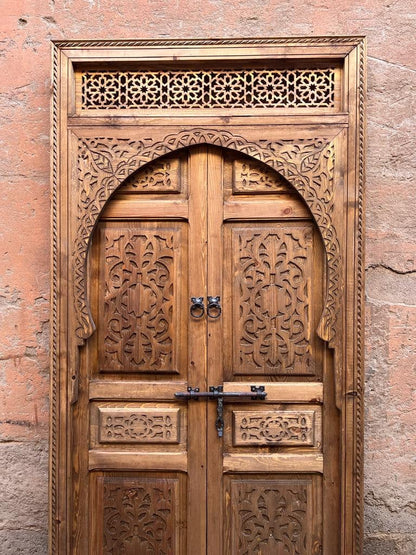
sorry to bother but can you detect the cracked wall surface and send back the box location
[0,1,415,553]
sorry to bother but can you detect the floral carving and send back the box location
[232,226,313,375]
[233,159,289,193]
[102,477,177,554]
[99,227,178,373]
[231,480,309,554]
[120,156,181,193]
[75,129,341,351]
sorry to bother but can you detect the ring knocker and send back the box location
[190,297,205,319]
[207,296,222,319]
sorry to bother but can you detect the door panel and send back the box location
[81,148,208,554]
[224,221,322,378]
[97,221,187,375]
[224,474,322,555]
[79,145,336,553]
[207,148,328,554]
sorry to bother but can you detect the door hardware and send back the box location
[174,385,266,437]
[190,297,205,319]
[207,296,221,319]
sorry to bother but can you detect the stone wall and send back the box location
[0,1,415,553]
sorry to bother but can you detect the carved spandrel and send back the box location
[233,159,290,194]
[99,226,180,373]
[232,225,314,376]
[233,410,316,447]
[99,408,180,444]
[102,476,177,554]
[119,156,181,193]
[230,479,310,555]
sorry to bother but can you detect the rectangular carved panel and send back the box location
[228,477,315,555]
[119,155,181,194]
[233,409,316,447]
[98,407,180,444]
[99,476,179,554]
[231,224,314,376]
[233,159,290,194]
[98,223,186,373]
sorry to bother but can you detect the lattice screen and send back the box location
[80,68,336,110]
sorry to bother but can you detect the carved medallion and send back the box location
[99,408,180,444]
[233,410,316,446]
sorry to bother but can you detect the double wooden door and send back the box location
[74,145,339,553]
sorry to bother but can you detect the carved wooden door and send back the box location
[75,144,338,554]
[52,38,366,555]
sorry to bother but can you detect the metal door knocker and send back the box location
[190,297,205,318]
[207,296,221,319]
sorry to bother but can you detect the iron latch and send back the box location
[174,385,266,437]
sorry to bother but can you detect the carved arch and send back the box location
[75,128,342,352]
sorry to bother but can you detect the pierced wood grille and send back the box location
[81,68,336,110]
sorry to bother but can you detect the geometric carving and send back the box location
[232,225,313,375]
[120,156,181,193]
[99,408,180,444]
[75,130,340,352]
[98,225,181,373]
[102,476,177,554]
[233,410,315,446]
[81,68,335,110]
[230,479,309,554]
[233,159,289,194]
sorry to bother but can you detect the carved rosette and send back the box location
[75,129,341,351]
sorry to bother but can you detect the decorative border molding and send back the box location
[50,42,59,555]
[75,130,341,350]
[53,36,364,49]
[354,37,366,553]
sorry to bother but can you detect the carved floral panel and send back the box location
[101,476,178,554]
[233,159,290,194]
[98,408,180,444]
[98,224,184,373]
[119,156,181,194]
[230,479,311,554]
[231,224,314,375]
[233,410,316,447]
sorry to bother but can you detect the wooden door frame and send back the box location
[50,37,366,554]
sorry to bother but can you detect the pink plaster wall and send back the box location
[0,1,415,553]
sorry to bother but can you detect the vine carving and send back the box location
[99,227,178,373]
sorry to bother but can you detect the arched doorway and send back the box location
[71,145,339,553]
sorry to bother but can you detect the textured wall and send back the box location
[0,1,415,553]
